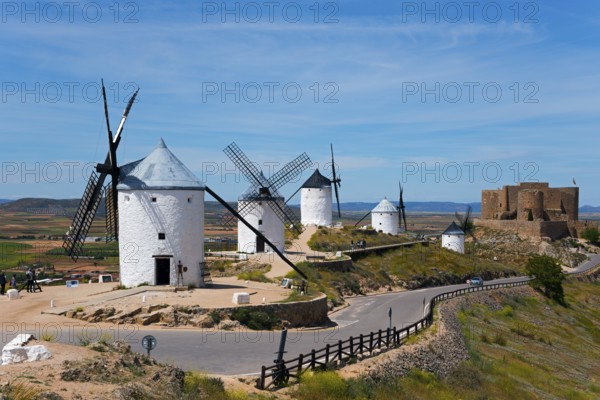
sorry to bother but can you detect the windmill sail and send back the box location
[331,143,342,219]
[63,80,139,260]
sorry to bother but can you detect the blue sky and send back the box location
[1,1,599,204]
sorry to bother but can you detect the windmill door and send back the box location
[256,235,265,253]
[155,258,171,285]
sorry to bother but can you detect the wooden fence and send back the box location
[257,279,531,389]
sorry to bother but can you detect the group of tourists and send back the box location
[0,268,38,295]
[350,240,367,250]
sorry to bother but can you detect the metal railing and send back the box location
[257,279,531,389]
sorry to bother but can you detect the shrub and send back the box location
[525,255,566,305]
[230,308,279,330]
[581,227,600,243]
[295,371,348,400]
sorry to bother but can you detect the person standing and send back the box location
[0,271,6,295]
[26,268,34,293]
[10,274,17,290]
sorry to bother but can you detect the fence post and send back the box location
[349,336,354,357]
[386,327,391,348]
[369,331,374,352]
[393,326,397,345]
[298,354,304,375]
[258,365,265,389]
[325,344,330,365]
[338,340,343,361]
[378,329,382,349]
[359,334,364,354]
[311,349,316,369]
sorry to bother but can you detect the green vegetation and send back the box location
[237,267,272,283]
[291,280,600,399]
[183,373,250,400]
[525,255,566,305]
[308,226,409,252]
[581,227,600,244]
[0,242,34,269]
[230,308,280,330]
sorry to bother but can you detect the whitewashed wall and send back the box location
[301,187,332,226]
[237,200,284,253]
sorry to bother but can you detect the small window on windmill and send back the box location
[125,195,130,202]
[258,219,263,225]
[158,233,166,240]
[187,197,192,203]
[151,197,157,203]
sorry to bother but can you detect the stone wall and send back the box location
[475,219,570,240]
[212,293,329,327]
[310,258,353,272]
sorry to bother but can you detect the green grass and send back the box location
[0,241,34,269]
[308,226,410,252]
[237,268,272,283]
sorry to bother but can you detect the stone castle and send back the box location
[476,182,586,240]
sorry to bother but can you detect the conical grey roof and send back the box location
[372,198,398,213]
[301,169,331,189]
[117,138,205,191]
[443,222,464,235]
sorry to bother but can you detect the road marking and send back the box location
[331,319,359,328]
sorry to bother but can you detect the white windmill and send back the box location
[371,198,399,235]
[223,142,312,254]
[442,221,465,253]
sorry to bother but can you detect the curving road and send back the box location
[128,254,600,375]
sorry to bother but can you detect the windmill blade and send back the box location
[113,86,140,144]
[330,143,342,218]
[63,172,107,260]
[205,186,308,280]
[223,142,266,189]
[399,183,408,232]
[267,198,302,234]
[333,178,341,219]
[105,182,118,242]
[267,152,312,192]
[284,185,302,205]
[354,210,371,227]
[455,211,466,229]
[222,200,257,227]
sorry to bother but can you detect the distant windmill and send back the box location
[63,80,139,260]
[287,143,342,226]
[223,142,312,253]
[455,205,477,242]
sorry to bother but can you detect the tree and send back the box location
[581,227,599,244]
[525,255,566,305]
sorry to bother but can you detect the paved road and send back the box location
[5,255,597,375]
[127,276,526,375]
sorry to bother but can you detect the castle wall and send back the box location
[475,219,570,241]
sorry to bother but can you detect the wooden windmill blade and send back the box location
[331,143,342,219]
[400,184,408,232]
[63,80,139,259]
[354,210,371,227]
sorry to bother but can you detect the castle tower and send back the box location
[300,169,332,227]
[371,198,399,235]
[117,139,205,288]
[442,222,465,253]
[237,180,285,254]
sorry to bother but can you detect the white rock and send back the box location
[1,334,51,365]
[232,292,250,305]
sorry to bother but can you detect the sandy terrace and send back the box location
[1,276,293,328]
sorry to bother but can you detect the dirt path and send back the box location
[260,226,330,279]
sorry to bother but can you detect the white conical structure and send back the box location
[237,175,284,254]
[117,139,205,288]
[442,222,465,253]
[300,169,332,227]
[371,198,399,235]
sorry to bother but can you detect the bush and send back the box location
[295,371,348,400]
[581,227,600,243]
[230,308,279,330]
[525,255,566,305]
